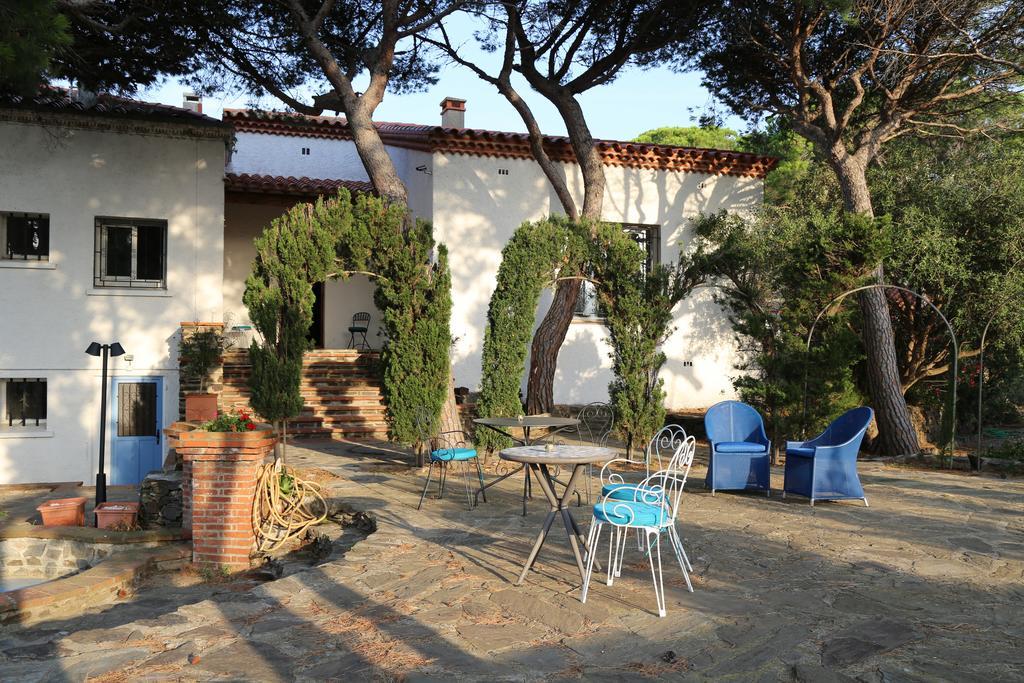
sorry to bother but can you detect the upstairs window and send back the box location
[2,379,47,428]
[575,223,661,318]
[1,212,50,261]
[94,218,167,289]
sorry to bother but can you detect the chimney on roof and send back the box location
[440,97,466,128]
[183,92,203,114]
[73,83,97,107]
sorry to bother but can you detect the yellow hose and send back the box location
[251,461,328,554]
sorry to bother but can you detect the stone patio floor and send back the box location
[1,439,1022,682]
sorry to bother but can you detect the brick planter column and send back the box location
[165,422,276,572]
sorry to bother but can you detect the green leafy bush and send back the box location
[243,191,452,447]
[179,328,227,392]
[476,217,586,450]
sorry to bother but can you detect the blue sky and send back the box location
[139,16,744,142]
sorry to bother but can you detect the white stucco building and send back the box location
[0,90,230,485]
[0,90,773,484]
[222,99,773,410]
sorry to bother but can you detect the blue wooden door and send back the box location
[111,377,163,485]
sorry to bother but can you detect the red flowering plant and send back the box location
[199,410,258,432]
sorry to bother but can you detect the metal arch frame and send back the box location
[802,284,959,455]
[975,256,1024,467]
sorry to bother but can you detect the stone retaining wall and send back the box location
[0,538,165,580]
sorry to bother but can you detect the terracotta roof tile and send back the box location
[223,108,777,178]
[224,173,374,198]
[1,86,229,130]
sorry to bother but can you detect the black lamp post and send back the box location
[86,341,125,516]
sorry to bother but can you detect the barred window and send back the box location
[575,223,660,318]
[94,218,166,288]
[1,213,49,261]
[2,379,47,428]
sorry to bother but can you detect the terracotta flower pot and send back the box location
[36,497,87,527]
[185,393,219,422]
[94,501,141,530]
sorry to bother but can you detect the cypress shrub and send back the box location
[476,217,586,450]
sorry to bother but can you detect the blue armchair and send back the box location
[703,401,771,496]
[783,406,873,506]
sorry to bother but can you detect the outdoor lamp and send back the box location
[85,341,126,522]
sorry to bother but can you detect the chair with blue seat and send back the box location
[598,425,696,577]
[783,406,873,506]
[581,438,696,617]
[704,400,771,496]
[415,410,486,510]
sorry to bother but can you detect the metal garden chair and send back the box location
[703,400,771,496]
[783,406,873,506]
[581,437,696,617]
[347,311,371,350]
[414,409,487,511]
[575,402,614,504]
[598,425,695,575]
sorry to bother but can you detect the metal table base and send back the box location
[516,463,597,585]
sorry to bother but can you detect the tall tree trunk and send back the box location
[525,96,605,414]
[832,155,920,456]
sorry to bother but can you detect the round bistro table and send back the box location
[473,416,580,514]
[500,444,614,585]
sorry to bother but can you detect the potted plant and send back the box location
[179,327,228,422]
[36,497,87,527]
[94,501,141,530]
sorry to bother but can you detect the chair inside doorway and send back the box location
[348,311,371,350]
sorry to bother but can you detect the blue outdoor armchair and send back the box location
[783,406,873,506]
[703,401,771,496]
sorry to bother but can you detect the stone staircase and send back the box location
[218,349,389,440]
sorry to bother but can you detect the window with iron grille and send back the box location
[94,218,167,288]
[575,223,660,318]
[1,212,50,261]
[1,379,47,428]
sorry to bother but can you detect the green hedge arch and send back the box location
[477,216,697,457]
[244,190,452,446]
[476,217,588,450]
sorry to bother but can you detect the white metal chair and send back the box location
[582,437,696,617]
[598,425,694,572]
[576,402,614,504]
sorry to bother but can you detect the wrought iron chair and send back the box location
[704,400,771,496]
[576,402,614,504]
[414,409,487,511]
[581,437,696,617]
[598,425,695,573]
[347,312,371,350]
[783,406,873,506]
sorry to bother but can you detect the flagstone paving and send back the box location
[1,439,1022,681]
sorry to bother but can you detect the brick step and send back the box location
[302,404,386,415]
[224,368,380,378]
[223,364,379,372]
[220,380,382,390]
[219,386,383,398]
[285,427,390,440]
[222,352,379,365]
[219,393,381,404]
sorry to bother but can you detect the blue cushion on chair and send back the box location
[593,501,666,527]
[431,447,477,462]
[601,483,664,503]
[786,446,815,458]
[715,441,768,453]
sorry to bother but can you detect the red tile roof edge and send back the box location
[224,173,374,197]
[223,109,778,178]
